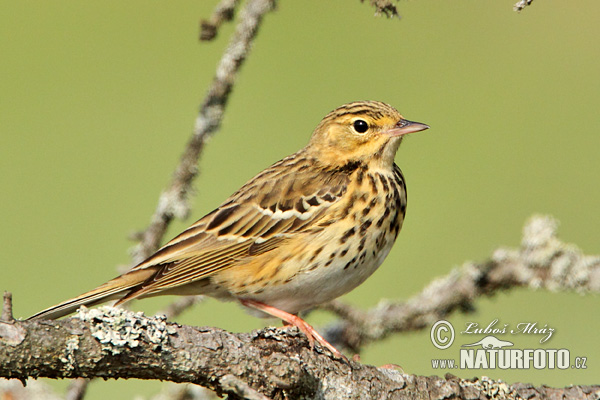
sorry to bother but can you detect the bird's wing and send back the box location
[116,154,353,301]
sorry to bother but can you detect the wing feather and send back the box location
[117,153,356,302]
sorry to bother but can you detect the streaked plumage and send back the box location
[29,101,429,357]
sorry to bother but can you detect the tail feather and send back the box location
[28,268,157,320]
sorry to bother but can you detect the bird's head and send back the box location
[307,101,429,169]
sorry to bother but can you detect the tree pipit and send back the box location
[30,101,429,358]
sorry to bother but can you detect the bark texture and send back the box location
[1,306,598,399]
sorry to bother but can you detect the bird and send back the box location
[29,101,429,358]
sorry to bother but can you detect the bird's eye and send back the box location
[353,119,369,134]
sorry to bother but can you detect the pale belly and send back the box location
[243,230,398,315]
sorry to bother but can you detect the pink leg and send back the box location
[241,299,344,359]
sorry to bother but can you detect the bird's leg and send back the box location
[240,299,344,359]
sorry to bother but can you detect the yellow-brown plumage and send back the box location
[29,101,429,357]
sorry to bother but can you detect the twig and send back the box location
[362,0,400,18]
[220,375,273,400]
[131,0,276,266]
[200,0,241,41]
[1,292,14,323]
[514,0,535,12]
[65,378,90,400]
[321,215,600,351]
[149,383,217,400]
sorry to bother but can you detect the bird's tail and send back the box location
[27,269,156,320]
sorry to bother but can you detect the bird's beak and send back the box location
[385,119,430,137]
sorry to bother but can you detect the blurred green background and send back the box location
[2,0,599,398]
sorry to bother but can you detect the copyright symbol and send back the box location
[431,320,455,349]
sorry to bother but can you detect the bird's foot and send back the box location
[241,299,346,360]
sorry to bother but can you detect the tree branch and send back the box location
[361,0,535,16]
[321,215,600,351]
[362,0,400,19]
[65,378,90,400]
[1,292,14,323]
[1,305,598,399]
[130,0,276,265]
[200,0,241,41]
[514,0,535,12]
